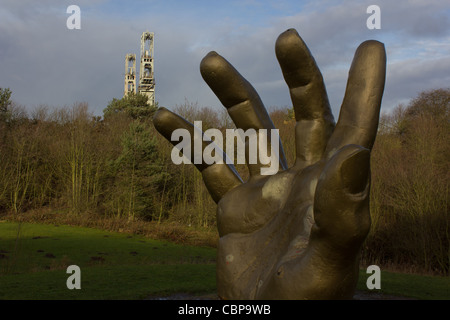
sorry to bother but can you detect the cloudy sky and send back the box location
[1,0,449,118]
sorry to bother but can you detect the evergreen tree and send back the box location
[108,121,166,220]
[103,92,157,119]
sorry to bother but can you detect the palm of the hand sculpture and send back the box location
[154,29,386,300]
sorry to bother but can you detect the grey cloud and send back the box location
[268,0,450,114]
[0,0,449,119]
[383,56,450,109]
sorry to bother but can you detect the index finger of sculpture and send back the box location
[200,51,288,176]
[275,29,335,169]
[153,107,243,203]
[324,40,386,158]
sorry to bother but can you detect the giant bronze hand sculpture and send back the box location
[153,29,386,299]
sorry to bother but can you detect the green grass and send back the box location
[0,264,216,299]
[357,269,449,300]
[0,221,217,299]
[0,221,448,300]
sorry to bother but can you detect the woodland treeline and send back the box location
[0,88,448,275]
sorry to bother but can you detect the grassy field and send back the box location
[0,221,448,300]
[356,269,449,300]
[0,221,216,299]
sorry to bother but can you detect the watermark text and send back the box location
[367,5,381,29]
[66,5,81,30]
[171,121,280,175]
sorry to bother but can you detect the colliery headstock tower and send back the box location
[124,54,136,95]
[138,31,155,106]
[124,31,155,106]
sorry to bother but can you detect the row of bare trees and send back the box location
[0,94,219,228]
[365,88,449,275]
[0,88,448,275]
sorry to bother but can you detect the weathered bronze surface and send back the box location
[153,28,386,299]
